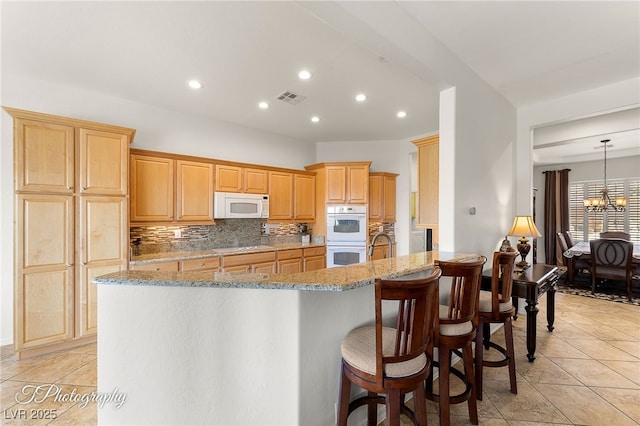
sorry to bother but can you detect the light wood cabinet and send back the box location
[130,152,214,224]
[368,243,396,261]
[303,246,326,271]
[180,257,220,272]
[222,251,276,273]
[78,128,129,195]
[277,249,303,273]
[77,196,128,337]
[6,107,134,359]
[215,164,268,194]
[269,171,294,220]
[369,172,398,222]
[305,162,370,205]
[130,261,180,272]
[269,171,316,222]
[294,173,316,221]
[413,135,439,243]
[176,160,214,222]
[130,154,174,222]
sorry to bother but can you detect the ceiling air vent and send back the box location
[276,91,306,105]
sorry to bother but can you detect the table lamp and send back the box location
[507,215,542,268]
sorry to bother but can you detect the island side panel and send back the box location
[97,285,302,425]
[298,285,375,425]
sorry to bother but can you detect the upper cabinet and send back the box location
[268,170,316,222]
[176,160,214,222]
[78,128,129,195]
[130,151,214,224]
[215,164,268,194]
[130,154,175,222]
[293,173,315,221]
[305,162,370,205]
[369,172,398,222]
[412,135,439,242]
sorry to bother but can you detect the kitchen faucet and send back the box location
[368,232,392,257]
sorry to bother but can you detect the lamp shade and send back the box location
[507,216,541,238]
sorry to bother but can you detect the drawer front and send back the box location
[303,246,326,257]
[130,261,179,272]
[181,257,220,271]
[223,251,276,267]
[278,249,303,260]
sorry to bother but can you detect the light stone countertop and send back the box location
[129,242,326,265]
[96,251,481,291]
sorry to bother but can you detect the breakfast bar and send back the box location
[94,251,475,425]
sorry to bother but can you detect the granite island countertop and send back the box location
[95,251,480,291]
[129,242,326,265]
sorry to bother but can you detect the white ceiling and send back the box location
[2,1,639,162]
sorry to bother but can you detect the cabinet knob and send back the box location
[66,263,73,267]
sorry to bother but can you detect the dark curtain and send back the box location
[543,169,571,265]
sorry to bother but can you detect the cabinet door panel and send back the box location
[78,263,123,337]
[17,194,74,349]
[78,128,129,195]
[347,165,368,204]
[368,175,383,220]
[16,119,74,193]
[278,258,302,274]
[215,165,242,192]
[294,174,315,221]
[253,261,276,274]
[326,166,346,203]
[304,255,326,271]
[130,155,174,221]
[382,175,397,222]
[80,197,128,263]
[269,171,293,220]
[177,160,214,222]
[244,168,268,194]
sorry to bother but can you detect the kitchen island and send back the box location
[94,251,477,425]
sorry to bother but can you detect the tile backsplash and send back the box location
[130,220,319,255]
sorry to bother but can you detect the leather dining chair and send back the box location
[426,256,487,426]
[590,238,634,301]
[599,231,631,240]
[337,268,441,426]
[475,250,518,400]
[563,231,576,248]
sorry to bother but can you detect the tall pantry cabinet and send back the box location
[6,107,135,359]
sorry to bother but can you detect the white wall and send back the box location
[0,74,317,345]
[517,77,640,260]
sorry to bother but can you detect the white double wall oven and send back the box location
[326,205,368,268]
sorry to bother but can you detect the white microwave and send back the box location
[214,192,269,219]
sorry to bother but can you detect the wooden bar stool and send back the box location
[337,268,441,426]
[475,250,518,400]
[426,256,486,426]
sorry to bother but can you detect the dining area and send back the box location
[559,231,640,302]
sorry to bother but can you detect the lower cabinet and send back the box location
[368,243,396,261]
[180,257,220,272]
[277,249,303,273]
[222,251,277,273]
[303,247,326,271]
[130,261,180,272]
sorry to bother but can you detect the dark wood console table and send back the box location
[481,264,559,362]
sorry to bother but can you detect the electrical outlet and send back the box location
[378,225,384,233]
[174,229,182,238]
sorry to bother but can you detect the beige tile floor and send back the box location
[1,292,639,425]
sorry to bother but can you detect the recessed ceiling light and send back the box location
[258,101,269,109]
[298,70,312,80]
[396,111,407,118]
[311,116,320,123]
[355,94,367,102]
[188,80,203,89]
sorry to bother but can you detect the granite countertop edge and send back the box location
[95,252,479,292]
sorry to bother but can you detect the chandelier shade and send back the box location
[584,139,627,212]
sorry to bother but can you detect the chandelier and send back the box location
[583,139,627,212]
